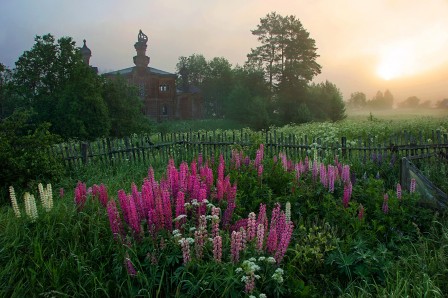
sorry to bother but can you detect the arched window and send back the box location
[159,84,169,92]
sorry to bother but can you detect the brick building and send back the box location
[82,30,203,121]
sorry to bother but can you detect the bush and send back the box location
[0,110,64,204]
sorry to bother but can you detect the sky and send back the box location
[1,0,448,103]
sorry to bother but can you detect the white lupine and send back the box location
[24,193,38,222]
[9,186,21,218]
[38,183,47,210]
[46,183,53,211]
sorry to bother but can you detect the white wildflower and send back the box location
[9,186,21,218]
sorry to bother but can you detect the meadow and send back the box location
[1,113,448,297]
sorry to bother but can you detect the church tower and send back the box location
[80,39,92,65]
[133,30,150,74]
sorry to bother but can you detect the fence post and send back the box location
[81,142,88,165]
[341,136,347,159]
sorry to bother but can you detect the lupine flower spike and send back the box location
[9,186,21,218]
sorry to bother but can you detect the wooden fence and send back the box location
[49,130,448,168]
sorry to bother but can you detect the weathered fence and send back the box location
[49,129,448,168]
[401,154,448,209]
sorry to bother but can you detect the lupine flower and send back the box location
[328,166,335,193]
[245,273,256,293]
[396,183,402,201]
[125,255,137,276]
[257,204,268,232]
[211,206,220,238]
[107,200,122,240]
[74,181,87,210]
[256,224,264,252]
[24,192,38,222]
[410,178,416,193]
[9,186,21,218]
[247,212,257,241]
[382,193,389,214]
[358,204,365,221]
[213,235,222,262]
[266,225,278,253]
[175,191,186,230]
[46,184,53,211]
[257,164,263,178]
[342,184,350,208]
[231,231,242,263]
[275,221,294,264]
[59,187,64,198]
[342,165,350,184]
[179,238,192,264]
[312,160,318,181]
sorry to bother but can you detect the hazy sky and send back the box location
[1,0,448,103]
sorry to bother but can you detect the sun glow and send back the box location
[376,43,415,80]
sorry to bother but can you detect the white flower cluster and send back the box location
[24,192,38,222]
[9,186,21,218]
[178,237,194,245]
[172,229,182,238]
[272,268,284,283]
[241,259,260,275]
[174,214,187,222]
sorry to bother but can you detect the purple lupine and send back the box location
[342,165,350,184]
[99,184,108,207]
[118,189,130,225]
[132,183,144,221]
[125,255,137,276]
[382,193,389,214]
[274,221,294,264]
[230,231,242,263]
[239,227,247,250]
[175,191,186,230]
[256,203,268,233]
[266,224,278,254]
[328,165,335,193]
[107,200,122,240]
[254,144,264,167]
[247,212,257,241]
[342,184,350,208]
[179,162,189,192]
[256,223,265,252]
[304,156,309,170]
[74,181,87,210]
[358,204,365,221]
[198,153,203,168]
[218,154,225,183]
[410,178,416,193]
[179,238,191,264]
[162,190,172,231]
[396,183,402,201]
[320,163,327,187]
[59,187,65,198]
[216,179,224,201]
[127,194,141,236]
[213,235,222,263]
[258,164,263,178]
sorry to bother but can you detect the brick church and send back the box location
[80,30,203,121]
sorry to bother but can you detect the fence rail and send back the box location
[49,130,448,167]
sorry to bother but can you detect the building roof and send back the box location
[104,66,176,77]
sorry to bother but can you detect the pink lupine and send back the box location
[258,164,263,178]
[99,184,108,207]
[128,194,141,236]
[256,223,265,252]
[382,193,389,214]
[179,238,191,264]
[342,184,350,208]
[410,178,416,193]
[304,156,309,170]
[266,225,278,254]
[148,167,156,185]
[179,162,189,192]
[245,273,256,293]
[213,235,222,262]
[328,165,335,193]
[118,189,130,225]
[274,221,294,264]
[125,255,137,276]
[320,163,327,187]
[198,153,203,167]
[257,203,268,233]
[162,190,172,231]
[254,144,264,167]
[240,227,247,250]
[211,206,220,238]
[216,180,224,201]
[396,183,402,201]
[342,165,351,184]
[194,229,204,259]
[230,231,242,263]
[358,204,365,221]
[247,212,257,241]
[59,187,65,198]
[74,181,87,210]
[218,154,225,182]
[107,199,122,240]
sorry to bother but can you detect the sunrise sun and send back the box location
[376,44,414,80]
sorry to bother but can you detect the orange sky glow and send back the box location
[1,0,448,103]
